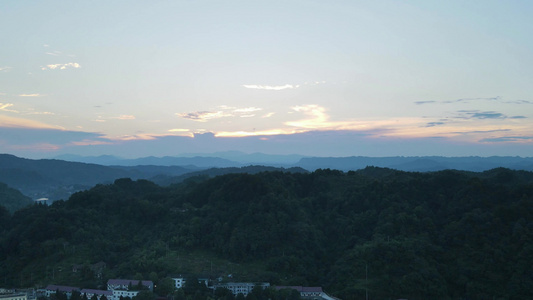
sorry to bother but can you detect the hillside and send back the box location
[0,182,33,213]
[1,168,532,299]
[0,154,198,201]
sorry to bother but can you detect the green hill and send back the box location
[0,182,33,213]
[1,168,532,300]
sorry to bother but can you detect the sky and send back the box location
[1,0,533,159]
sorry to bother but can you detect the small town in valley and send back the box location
[0,277,341,300]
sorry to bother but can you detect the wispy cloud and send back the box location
[41,63,81,70]
[0,114,64,130]
[456,110,527,120]
[45,50,62,56]
[178,111,228,122]
[424,121,446,127]
[414,101,437,105]
[26,111,55,115]
[243,84,299,90]
[0,66,12,72]
[0,103,18,113]
[480,136,533,143]
[111,115,136,120]
[177,106,263,122]
[286,105,329,129]
[18,93,45,97]
[414,96,532,106]
[503,100,533,105]
[262,112,275,118]
[446,96,501,104]
[70,139,113,146]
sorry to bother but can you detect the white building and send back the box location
[106,279,153,300]
[0,293,27,300]
[171,278,185,289]
[106,279,153,292]
[274,286,339,300]
[213,283,270,297]
[171,278,208,290]
[80,289,112,300]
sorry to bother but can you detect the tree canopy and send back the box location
[1,167,533,300]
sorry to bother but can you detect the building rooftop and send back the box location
[45,286,80,293]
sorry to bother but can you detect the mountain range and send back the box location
[2,152,533,204]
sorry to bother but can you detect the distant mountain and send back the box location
[55,154,243,167]
[179,151,306,165]
[0,154,134,200]
[0,154,198,201]
[9,153,533,201]
[295,156,533,172]
[54,151,306,167]
[53,154,124,165]
[153,165,309,186]
[119,156,240,167]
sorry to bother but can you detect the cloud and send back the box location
[243,84,299,90]
[414,101,437,105]
[451,96,501,103]
[177,106,263,122]
[0,103,18,113]
[167,129,193,137]
[26,111,55,115]
[0,66,12,72]
[450,129,511,135]
[0,127,112,156]
[233,107,262,113]
[41,63,81,70]
[468,111,505,119]
[178,111,228,122]
[424,121,445,127]
[112,115,136,120]
[18,93,45,97]
[504,100,533,105]
[480,136,533,143]
[0,114,64,129]
[45,51,62,56]
[456,110,526,120]
[414,96,532,106]
[70,139,113,146]
[286,105,329,129]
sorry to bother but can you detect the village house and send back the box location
[106,279,153,300]
[274,286,339,300]
[212,282,270,297]
[0,293,27,300]
[170,278,208,290]
[44,286,80,299]
[79,289,112,300]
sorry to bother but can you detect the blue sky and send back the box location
[1,1,533,158]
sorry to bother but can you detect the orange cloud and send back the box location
[0,115,64,130]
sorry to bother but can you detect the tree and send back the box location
[70,291,81,300]
[156,277,175,297]
[133,291,155,300]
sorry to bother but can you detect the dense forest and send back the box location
[1,167,533,300]
[0,182,33,213]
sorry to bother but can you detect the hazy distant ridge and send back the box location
[3,153,533,202]
[296,156,533,172]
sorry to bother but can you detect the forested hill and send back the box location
[1,168,533,300]
[0,182,33,213]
